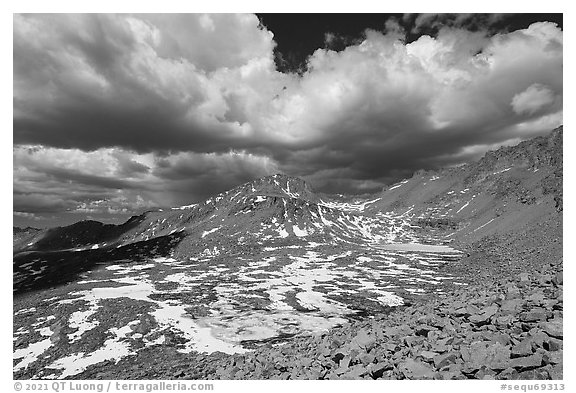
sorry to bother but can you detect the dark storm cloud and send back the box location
[13,193,76,214]
[13,14,563,225]
[13,13,277,154]
[150,151,278,203]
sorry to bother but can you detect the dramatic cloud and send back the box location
[13,14,563,226]
[511,83,557,115]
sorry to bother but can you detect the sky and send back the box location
[13,13,563,228]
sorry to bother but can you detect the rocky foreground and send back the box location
[76,258,562,380]
[199,264,563,380]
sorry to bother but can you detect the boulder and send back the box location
[460,341,511,371]
[518,368,549,380]
[368,360,393,379]
[399,359,436,380]
[417,350,438,362]
[546,338,563,352]
[500,299,524,315]
[511,339,534,357]
[539,319,563,338]
[475,366,497,380]
[437,364,466,380]
[351,328,376,351]
[434,352,459,369]
[552,271,563,286]
[414,324,435,337]
[509,353,543,370]
[543,364,563,380]
[506,286,522,299]
[497,367,520,380]
[520,308,548,322]
[542,350,562,365]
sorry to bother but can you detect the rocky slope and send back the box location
[72,262,561,380]
[13,127,563,380]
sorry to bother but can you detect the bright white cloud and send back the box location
[13,14,563,223]
[511,83,556,115]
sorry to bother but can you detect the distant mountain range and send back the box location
[13,126,562,294]
[13,126,563,380]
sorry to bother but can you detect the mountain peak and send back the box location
[226,173,319,203]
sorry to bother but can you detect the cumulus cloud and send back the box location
[406,13,507,34]
[13,145,279,225]
[511,83,556,115]
[13,14,563,226]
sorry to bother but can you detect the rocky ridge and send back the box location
[13,127,563,380]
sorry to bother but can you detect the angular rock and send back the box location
[494,315,515,327]
[544,364,563,380]
[434,352,459,370]
[358,352,376,365]
[469,313,491,325]
[414,324,435,337]
[460,341,511,371]
[399,359,436,380]
[475,366,497,380]
[369,361,393,379]
[404,335,424,347]
[542,350,562,365]
[453,307,470,317]
[339,364,367,379]
[518,368,549,380]
[519,273,530,284]
[351,328,376,351]
[437,364,466,380]
[418,350,438,362]
[497,367,520,380]
[511,339,534,357]
[546,337,563,352]
[506,285,522,300]
[552,271,563,286]
[528,330,550,349]
[509,353,543,370]
[520,308,548,322]
[539,319,563,338]
[487,332,511,346]
[500,299,524,315]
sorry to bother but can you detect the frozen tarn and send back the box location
[152,304,245,354]
[198,310,347,344]
[376,243,461,254]
[201,227,221,238]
